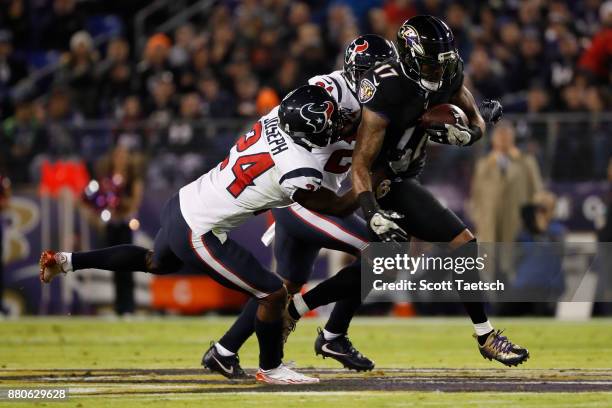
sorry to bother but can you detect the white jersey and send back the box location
[307,70,362,193]
[179,107,323,236]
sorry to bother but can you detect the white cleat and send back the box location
[255,364,319,385]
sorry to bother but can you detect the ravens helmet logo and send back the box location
[398,24,424,56]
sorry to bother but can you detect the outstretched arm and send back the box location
[293,187,359,217]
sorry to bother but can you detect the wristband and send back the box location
[358,191,379,219]
[466,124,483,146]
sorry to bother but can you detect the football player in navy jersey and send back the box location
[349,15,528,367]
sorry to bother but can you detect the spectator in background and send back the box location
[250,27,283,82]
[164,92,205,154]
[383,0,417,28]
[272,58,302,98]
[146,72,177,132]
[198,72,234,118]
[113,95,148,152]
[578,1,612,86]
[445,3,471,58]
[508,30,547,92]
[95,144,145,316]
[469,121,543,243]
[209,18,235,71]
[367,8,392,38]
[234,75,260,118]
[41,0,84,50]
[154,92,207,188]
[137,33,174,100]
[548,32,580,104]
[176,41,208,94]
[498,191,566,316]
[0,0,30,49]
[2,95,45,184]
[292,23,329,79]
[0,30,28,119]
[96,37,135,117]
[467,46,506,101]
[169,23,196,69]
[43,87,82,158]
[55,31,98,117]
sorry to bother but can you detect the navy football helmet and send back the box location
[396,15,461,92]
[343,34,397,90]
[279,85,342,148]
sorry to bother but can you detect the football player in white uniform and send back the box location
[205,35,397,377]
[39,85,363,385]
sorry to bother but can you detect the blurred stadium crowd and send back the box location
[0,0,610,189]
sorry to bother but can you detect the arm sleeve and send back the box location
[278,167,323,199]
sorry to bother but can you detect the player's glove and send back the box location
[358,191,407,243]
[426,123,482,146]
[369,210,408,242]
[479,99,503,124]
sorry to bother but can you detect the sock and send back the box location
[474,320,494,345]
[255,317,283,370]
[292,293,310,316]
[324,296,361,335]
[301,262,361,311]
[57,252,73,272]
[451,239,489,327]
[218,297,258,353]
[214,342,235,357]
[323,329,342,341]
[72,245,149,273]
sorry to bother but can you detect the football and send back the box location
[421,103,468,128]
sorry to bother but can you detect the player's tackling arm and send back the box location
[293,187,358,217]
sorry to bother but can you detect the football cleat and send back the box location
[201,342,250,379]
[255,363,319,385]
[475,329,530,367]
[314,328,375,371]
[39,250,68,283]
[281,306,298,344]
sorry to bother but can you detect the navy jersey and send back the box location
[358,58,464,178]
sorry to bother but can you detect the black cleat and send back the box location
[476,329,530,367]
[201,342,251,379]
[314,328,375,371]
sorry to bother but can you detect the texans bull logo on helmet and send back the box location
[346,39,370,65]
[299,101,335,133]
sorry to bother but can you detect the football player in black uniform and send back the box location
[351,16,529,366]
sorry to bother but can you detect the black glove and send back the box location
[479,99,503,124]
[425,123,482,146]
[359,191,408,243]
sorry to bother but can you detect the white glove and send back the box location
[369,210,408,242]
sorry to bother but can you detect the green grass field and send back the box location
[1,317,611,407]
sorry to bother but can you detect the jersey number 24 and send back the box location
[220,122,274,198]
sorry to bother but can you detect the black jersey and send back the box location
[358,58,464,178]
